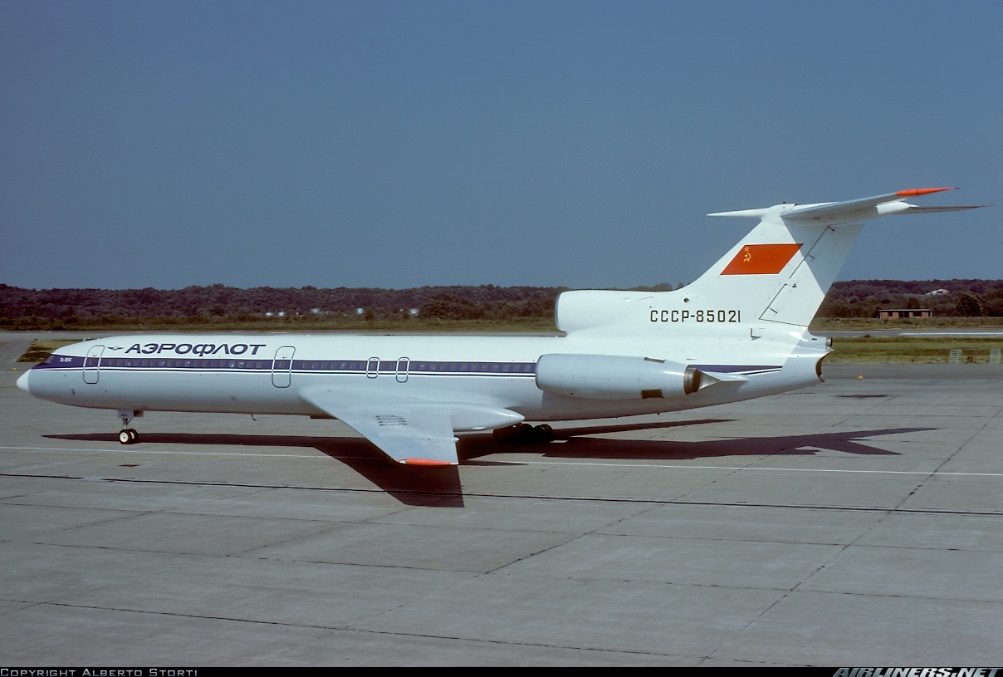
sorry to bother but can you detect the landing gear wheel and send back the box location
[532,424,555,444]
[493,423,555,445]
[116,410,142,445]
[493,423,532,444]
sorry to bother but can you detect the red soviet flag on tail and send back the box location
[721,243,802,275]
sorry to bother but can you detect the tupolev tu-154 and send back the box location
[17,187,985,466]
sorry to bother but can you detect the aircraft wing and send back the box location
[299,387,524,466]
[300,387,460,465]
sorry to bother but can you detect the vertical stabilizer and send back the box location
[697,188,984,328]
[685,206,861,328]
[555,189,985,333]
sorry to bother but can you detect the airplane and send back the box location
[16,187,986,466]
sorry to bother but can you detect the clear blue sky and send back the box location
[2,1,1000,290]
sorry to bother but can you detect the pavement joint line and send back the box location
[3,445,1003,477]
[510,461,1003,476]
[0,445,328,459]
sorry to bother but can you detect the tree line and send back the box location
[0,283,564,328]
[2,280,1001,330]
[816,279,1003,319]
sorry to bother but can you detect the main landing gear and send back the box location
[117,409,143,445]
[492,423,555,445]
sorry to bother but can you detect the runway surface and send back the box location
[1,333,1001,666]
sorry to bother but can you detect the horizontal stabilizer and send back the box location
[710,187,988,226]
[783,188,954,221]
[889,204,988,214]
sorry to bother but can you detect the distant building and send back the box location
[879,308,933,320]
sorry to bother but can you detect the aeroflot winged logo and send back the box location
[720,243,802,275]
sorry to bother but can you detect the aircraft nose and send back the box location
[16,370,30,394]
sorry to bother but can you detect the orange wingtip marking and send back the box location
[403,458,455,467]
[896,187,954,197]
[721,243,802,275]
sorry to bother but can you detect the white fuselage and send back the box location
[19,328,827,430]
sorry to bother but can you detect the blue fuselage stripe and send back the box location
[34,356,781,378]
[34,356,539,377]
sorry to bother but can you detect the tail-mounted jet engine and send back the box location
[535,354,701,400]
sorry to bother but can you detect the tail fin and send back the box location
[698,187,985,327]
[556,188,986,333]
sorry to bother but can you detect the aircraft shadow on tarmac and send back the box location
[45,418,925,507]
[501,421,916,462]
[45,430,467,507]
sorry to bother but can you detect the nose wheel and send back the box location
[117,410,142,445]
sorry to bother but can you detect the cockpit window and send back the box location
[44,354,56,364]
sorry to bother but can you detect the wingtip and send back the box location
[895,187,955,197]
[707,207,771,218]
[402,458,457,467]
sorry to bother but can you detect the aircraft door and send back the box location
[366,357,379,379]
[272,346,296,388]
[83,344,104,384]
[396,357,410,383]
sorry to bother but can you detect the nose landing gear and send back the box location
[117,410,142,445]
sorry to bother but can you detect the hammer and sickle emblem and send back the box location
[743,246,752,263]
